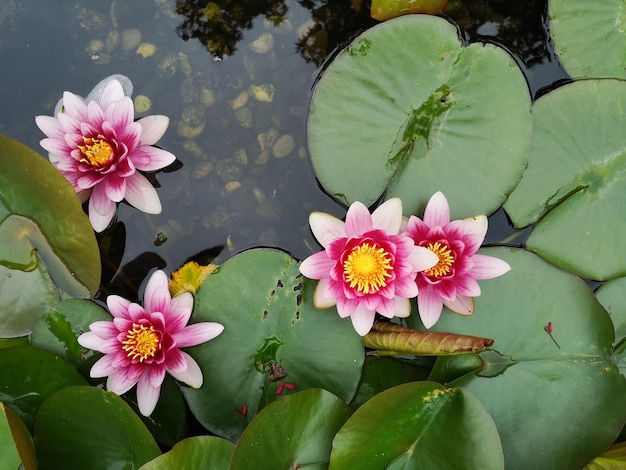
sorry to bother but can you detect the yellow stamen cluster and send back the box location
[122,324,160,362]
[423,241,455,277]
[78,136,113,167]
[343,242,393,294]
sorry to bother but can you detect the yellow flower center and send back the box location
[78,136,113,167]
[423,241,455,277]
[122,324,160,362]
[343,242,392,294]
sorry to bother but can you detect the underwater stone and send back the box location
[134,95,152,113]
[136,42,157,58]
[120,28,142,52]
[272,134,295,158]
[249,83,275,102]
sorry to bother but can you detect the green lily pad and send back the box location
[595,277,626,372]
[407,247,626,469]
[0,403,22,470]
[0,258,61,338]
[0,345,87,431]
[231,388,352,469]
[350,356,431,408]
[31,298,111,367]
[549,0,626,79]
[0,403,36,470]
[183,248,364,442]
[330,382,503,469]
[139,436,234,470]
[504,79,626,280]
[33,386,161,469]
[0,136,101,336]
[307,14,531,218]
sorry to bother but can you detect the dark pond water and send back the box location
[0,0,569,301]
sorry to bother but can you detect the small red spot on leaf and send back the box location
[275,381,297,395]
[236,404,247,418]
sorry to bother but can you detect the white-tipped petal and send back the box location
[423,191,450,228]
[463,214,488,239]
[309,212,345,248]
[371,198,402,234]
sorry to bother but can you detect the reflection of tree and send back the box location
[175,0,289,59]
[295,0,375,66]
[446,0,551,70]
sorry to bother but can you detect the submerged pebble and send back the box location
[272,134,295,158]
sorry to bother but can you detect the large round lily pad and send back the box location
[407,247,626,469]
[549,0,626,79]
[231,389,352,469]
[504,79,626,280]
[33,386,161,469]
[330,382,503,469]
[307,14,531,218]
[183,248,364,442]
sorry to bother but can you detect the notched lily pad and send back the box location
[505,79,626,280]
[307,14,531,219]
[182,248,364,442]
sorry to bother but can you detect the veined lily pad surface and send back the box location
[504,79,626,280]
[307,14,531,218]
[549,0,626,79]
[407,247,626,469]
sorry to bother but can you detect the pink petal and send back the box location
[88,184,116,232]
[136,374,162,416]
[77,172,105,191]
[350,304,376,336]
[87,321,118,339]
[336,296,359,318]
[123,172,162,214]
[35,115,63,137]
[62,91,89,119]
[130,146,176,171]
[371,198,402,234]
[78,331,107,352]
[167,293,194,332]
[344,201,373,238]
[313,278,337,309]
[423,191,450,228]
[409,246,440,272]
[417,289,444,329]
[39,138,68,158]
[173,322,224,347]
[299,252,335,280]
[444,295,475,315]
[392,275,419,299]
[107,368,142,395]
[454,275,481,297]
[105,174,127,203]
[137,115,170,145]
[106,96,134,131]
[143,270,171,315]
[107,295,132,318]
[309,212,345,249]
[98,80,125,107]
[168,351,204,388]
[375,296,397,318]
[469,254,511,280]
[89,354,116,378]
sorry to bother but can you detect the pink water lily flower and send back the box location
[300,198,438,336]
[78,270,224,416]
[35,77,176,232]
[404,191,511,329]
